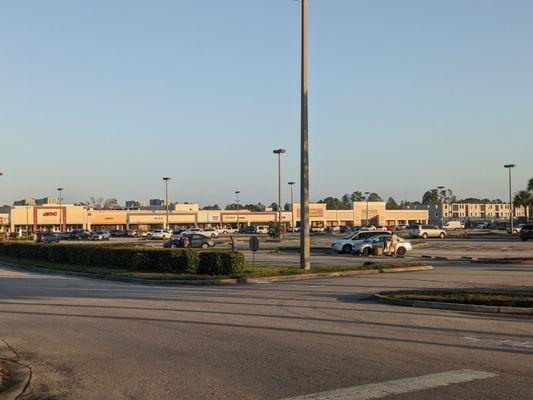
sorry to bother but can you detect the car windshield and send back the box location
[342,232,358,240]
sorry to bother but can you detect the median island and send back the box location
[0,242,429,283]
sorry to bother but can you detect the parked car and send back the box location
[149,229,173,240]
[409,225,446,239]
[508,224,525,234]
[71,229,92,240]
[199,228,219,238]
[519,224,533,241]
[163,234,216,249]
[110,229,138,238]
[255,225,270,234]
[327,226,340,233]
[476,222,490,229]
[352,235,413,256]
[310,226,325,233]
[443,221,465,230]
[216,227,238,235]
[91,230,110,241]
[57,231,75,240]
[36,232,61,243]
[238,226,256,234]
[331,231,392,254]
[339,226,352,234]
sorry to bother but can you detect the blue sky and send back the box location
[1,0,532,207]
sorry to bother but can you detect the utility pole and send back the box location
[504,164,516,233]
[163,177,171,230]
[437,186,445,227]
[235,190,240,230]
[299,0,310,270]
[365,191,370,226]
[57,187,64,232]
[273,149,286,227]
[288,181,295,233]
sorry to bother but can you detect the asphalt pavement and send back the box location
[0,261,531,399]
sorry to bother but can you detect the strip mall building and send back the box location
[0,202,429,235]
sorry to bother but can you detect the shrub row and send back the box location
[0,242,212,273]
[198,251,245,275]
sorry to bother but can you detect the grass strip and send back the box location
[388,291,533,308]
[0,256,424,281]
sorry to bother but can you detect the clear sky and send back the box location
[1,0,532,207]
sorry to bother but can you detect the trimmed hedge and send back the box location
[198,251,245,275]
[0,242,199,273]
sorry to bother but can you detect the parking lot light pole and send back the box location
[57,187,64,232]
[163,177,171,230]
[288,181,295,233]
[437,185,445,227]
[273,149,286,226]
[504,164,516,233]
[235,191,240,230]
[298,0,311,270]
[364,192,370,226]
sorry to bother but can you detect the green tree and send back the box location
[528,178,533,192]
[367,192,383,202]
[350,191,364,202]
[243,203,266,212]
[284,202,291,211]
[202,204,221,210]
[386,197,399,210]
[513,190,532,221]
[318,197,349,210]
[422,189,455,204]
[225,203,238,210]
[269,202,278,211]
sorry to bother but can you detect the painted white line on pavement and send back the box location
[282,369,496,400]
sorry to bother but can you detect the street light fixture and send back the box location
[273,149,286,228]
[288,181,295,233]
[57,187,64,232]
[235,191,240,230]
[364,192,370,227]
[163,177,171,230]
[504,164,516,233]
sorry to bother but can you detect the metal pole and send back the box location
[437,186,445,227]
[163,177,171,230]
[365,192,370,226]
[57,187,63,232]
[278,152,282,224]
[300,0,310,270]
[289,182,295,233]
[509,167,513,233]
[235,191,240,230]
[504,164,515,233]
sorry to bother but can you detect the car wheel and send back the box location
[422,233,428,239]
[211,234,216,238]
[439,233,445,239]
[361,247,370,256]
[396,247,406,256]
[342,244,352,254]
[201,243,209,249]
[170,243,178,248]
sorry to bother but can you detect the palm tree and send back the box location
[528,178,533,192]
[513,190,532,221]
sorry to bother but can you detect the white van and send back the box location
[443,221,464,230]
[255,225,269,234]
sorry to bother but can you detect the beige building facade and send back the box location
[1,201,428,235]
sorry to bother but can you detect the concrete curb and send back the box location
[373,291,533,315]
[0,261,433,286]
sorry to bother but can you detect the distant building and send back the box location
[403,202,525,223]
[125,200,145,209]
[149,199,165,207]
[13,198,35,206]
[35,197,59,205]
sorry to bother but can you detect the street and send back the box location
[0,261,531,399]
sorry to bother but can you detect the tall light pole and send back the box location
[299,0,310,270]
[504,164,516,233]
[235,191,240,230]
[163,177,171,230]
[437,185,445,227]
[288,181,295,233]
[273,149,286,226]
[57,187,64,232]
[365,191,370,226]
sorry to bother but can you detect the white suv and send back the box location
[331,231,392,254]
[150,229,173,240]
[409,225,446,239]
